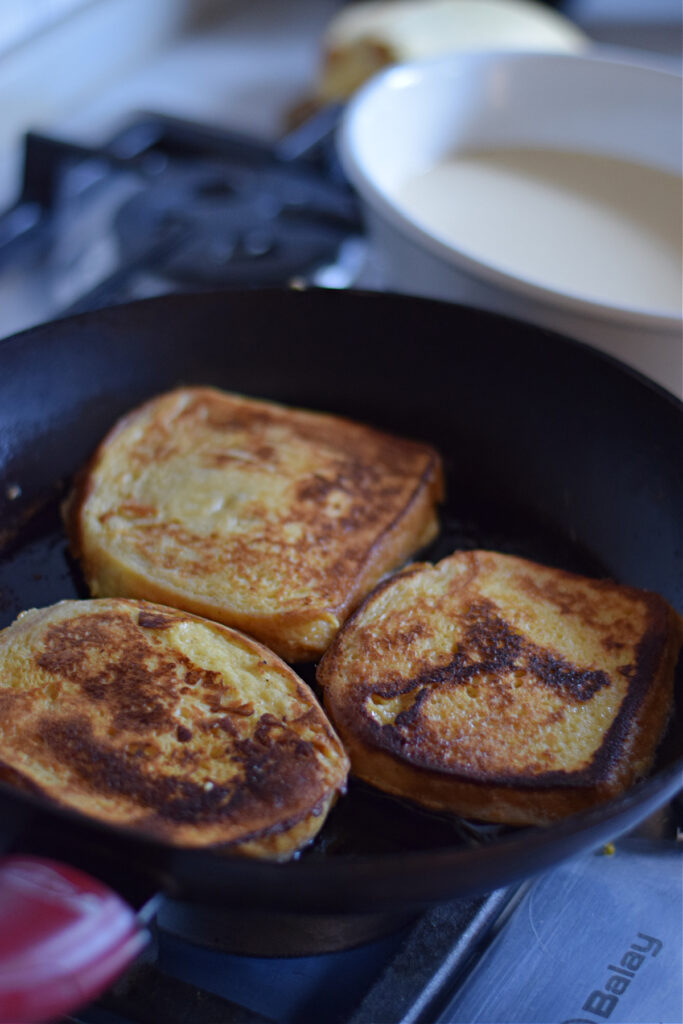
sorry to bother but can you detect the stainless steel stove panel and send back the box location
[444,839,683,1024]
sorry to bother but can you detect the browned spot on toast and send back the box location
[464,602,610,702]
[358,600,610,713]
[35,610,223,734]
[35,713,321,829]
[137,610,180,629]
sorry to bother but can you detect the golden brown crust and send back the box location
[65,388,443,661]
[318,550,682,825]
[0,598,349,858]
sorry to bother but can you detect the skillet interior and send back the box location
[0,287,681,913]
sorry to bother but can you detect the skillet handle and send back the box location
[0,855,148,1024]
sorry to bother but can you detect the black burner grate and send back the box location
[0,111,362,330]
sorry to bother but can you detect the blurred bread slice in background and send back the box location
[312,0,588,105]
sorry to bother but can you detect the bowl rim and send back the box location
[339,49,683,329]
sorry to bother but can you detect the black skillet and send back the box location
[0,288,681,1018]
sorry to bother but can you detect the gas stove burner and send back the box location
[0,113,366,331]
[114,160,361,287]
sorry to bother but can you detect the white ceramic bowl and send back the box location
[339,51,683,395]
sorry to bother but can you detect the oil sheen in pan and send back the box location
[0,477,620,859]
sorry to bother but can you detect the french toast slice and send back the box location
[317,550,682,825]
[0,598,349,858]
[66,387,443,662]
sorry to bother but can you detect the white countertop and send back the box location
[0,0,342,206]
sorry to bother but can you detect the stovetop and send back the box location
[0,108,680,1024]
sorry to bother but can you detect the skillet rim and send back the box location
[1,285,682,409]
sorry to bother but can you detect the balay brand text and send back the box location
[563,931,662,1022]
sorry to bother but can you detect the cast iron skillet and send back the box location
[0,288,681,921]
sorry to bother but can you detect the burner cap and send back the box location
[156,898,417,955]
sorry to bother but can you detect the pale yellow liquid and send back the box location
[396,148,683,315]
